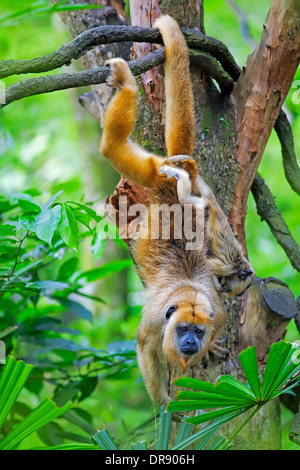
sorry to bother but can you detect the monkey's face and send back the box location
[162,288,213,371]
[208,253,254,298]
[207,219,254,297]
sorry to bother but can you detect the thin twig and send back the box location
[0,231,30,290]
[274,109,300,196]
[251,174,300,272]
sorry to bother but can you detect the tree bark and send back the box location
[52,0,299,449]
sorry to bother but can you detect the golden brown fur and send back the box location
[160,158,254,297]
[99,15,252,404]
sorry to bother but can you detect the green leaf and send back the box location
[78,376,98,402]
[63,409,96,436]
[207,435,227,450]
[93,430,117,450]
[41,190,64,212]
[35,205,61,246]
[0,399,72,450]
[26,281,69,293]
[57,203,79,252]
[0,356,34,427]
[70,208,91,231]
[67,201,101,223]
[12,259,43,277]
[18,198,41,213]
[175,391,252,407]
[54,297,93,322]
[57,257,78,281]
[29,444,99,450]
[239,346,261,400]
[19,212,36,231]
[214,375,257,400]
[262,341,300,400]
[74,258,133,284]
[91,231,106,260]
[171,410,248,451]
[131,440,147,450]
[0,325,18,339]
[173,376,215,392]
[174,420,194,447]
[195,428,219,450]
[184,406,252,425]
[0,2,104,23]
[155,406,172,450]
[0,224,17,236]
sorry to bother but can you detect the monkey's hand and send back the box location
[159,165,193,203]
[105,58,138,92]
[207,337,229,359]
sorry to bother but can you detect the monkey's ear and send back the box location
[166,306,177,319]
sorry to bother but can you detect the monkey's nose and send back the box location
[239,269,253,280]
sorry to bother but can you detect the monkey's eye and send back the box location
[195,328,203,335]
[166,306,177,319]
[180,326,188,332]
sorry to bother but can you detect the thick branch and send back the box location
[0,24,240,81]
[230,0,300,250]
[251,173,300,272]
[2,48,234,107]
[274,109,300,196]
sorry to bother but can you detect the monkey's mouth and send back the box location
[236,283,251,297]
[180,348,198,356]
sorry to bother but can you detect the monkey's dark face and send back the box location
[207,237,254,297]
[211,261,254,297]
[162,290,213,371]
[175,323,206,356]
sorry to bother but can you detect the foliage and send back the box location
[0,356,72,449]
[0,1,104,26]
[0,188,136,447]
[93,406,227,450]
[168,342,300,449]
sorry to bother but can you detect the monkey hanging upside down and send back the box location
[100,15,254,404]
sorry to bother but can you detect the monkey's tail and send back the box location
[154,15,195,158]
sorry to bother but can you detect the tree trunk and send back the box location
[53,0,299,449]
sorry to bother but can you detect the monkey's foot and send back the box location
[207,338,229,359]
[105,58,138,91]
[159,165,181,181]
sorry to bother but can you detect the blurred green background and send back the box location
[0,0,299,450]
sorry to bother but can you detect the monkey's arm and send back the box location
[137,320,170,405]
[154,15,195,157]
[100,59,164,189]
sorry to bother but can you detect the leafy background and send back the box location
[0,0,299,450]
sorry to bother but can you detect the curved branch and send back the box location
[274,109,300,196]
[0,24,240,81]
[1,49,165,107]
[1,47,234,107]
[251,173,300,272]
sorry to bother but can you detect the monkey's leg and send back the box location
[154,15,195,157]
[100,59,164,189]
